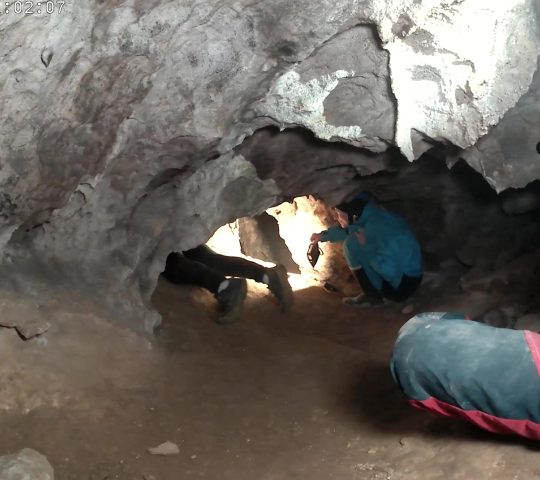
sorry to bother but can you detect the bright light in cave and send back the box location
[267,198,329,273]
[206,223,316,292]
[206,197,328,292]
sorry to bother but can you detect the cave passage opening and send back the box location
[156,125,540,331]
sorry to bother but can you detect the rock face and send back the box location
[0,448,54,480]
[237,213,301,274]
[385,1,538,161]
[0,0,539,329]
[457,58,540,192]
[515,313,540,332]
[253,25,395,153]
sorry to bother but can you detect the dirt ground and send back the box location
[1,277,540,480]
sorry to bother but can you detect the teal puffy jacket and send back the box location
[320,202,422,290]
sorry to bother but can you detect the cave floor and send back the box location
[1,278,540,479]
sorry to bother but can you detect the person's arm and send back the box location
[312,226,348,243]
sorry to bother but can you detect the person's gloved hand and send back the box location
[310,232,322,243]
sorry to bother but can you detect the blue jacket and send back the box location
[319,202,422,290]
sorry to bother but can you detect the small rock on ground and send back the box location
[0,448,54,480]
[147,441,180,456]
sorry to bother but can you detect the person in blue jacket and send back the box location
[310,193,422,307]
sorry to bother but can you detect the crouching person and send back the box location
[310,192,422,307]
[390,312,540,441]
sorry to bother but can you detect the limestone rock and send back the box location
[500,304,528,322]
[439,292,497,321]
[148,441,180,456]
[458,57,540,192]
[460,250,540,295]
[501,188,540,215]
[481,309,513,329]
[401,304,415,315]
[237,213,300,274]
[0,448,54,480]
[0,291,51,339]
[238,127,402,204]
[384,0,538,161]
[514,313,540,332]
[254,25,394,153]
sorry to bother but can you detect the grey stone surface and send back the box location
[147,441,180,456]
[237,213,301,274]
[480,309,513,329]
[401,304,415,315]
[424,291,497,321]
[460,250,540,295]
[515,313,540,331]
[501,189,540,215]
[0,293,50,339]
[383,0,538,160]
[458,57,540,192]
[500,304,528,321]
[238,127,405,206]
[0,0,538,328]
[0,448,54,480]
[255,25,395,152]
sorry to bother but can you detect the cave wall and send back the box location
[237,213,301,274]
[350,153,540,273]
[0,0,539,328]
[454,58,540,192]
